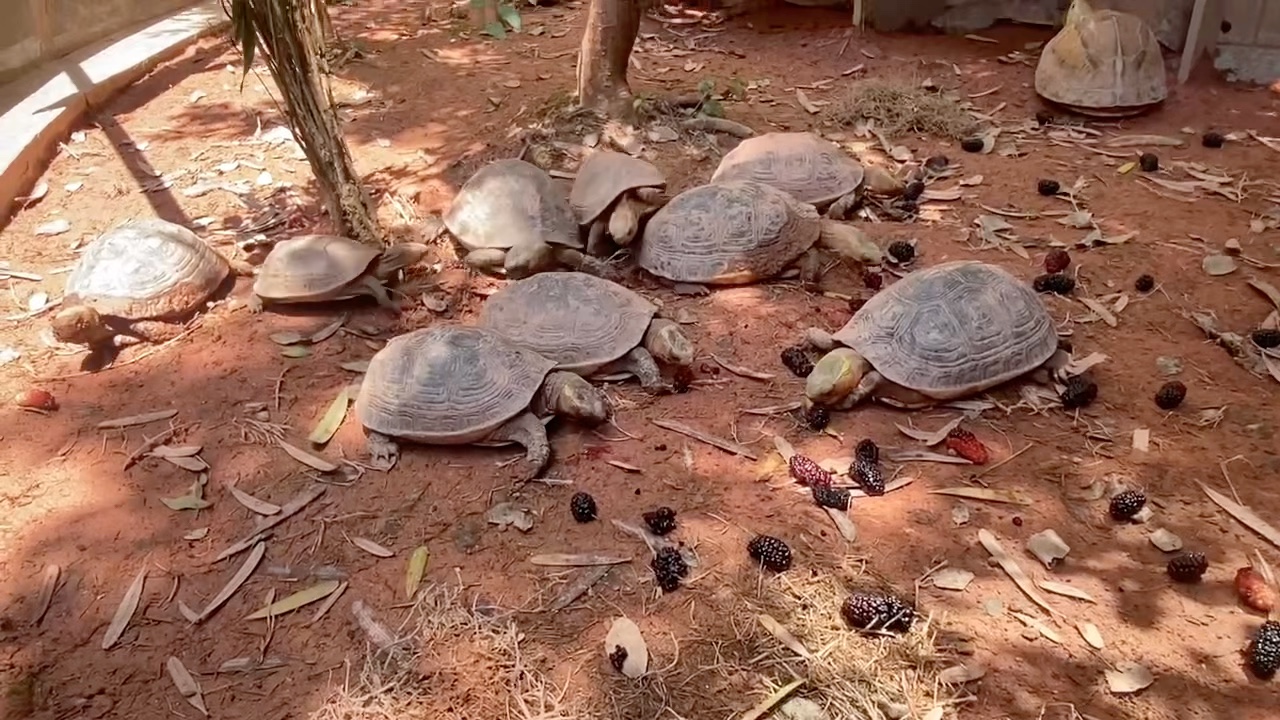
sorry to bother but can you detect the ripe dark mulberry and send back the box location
[1037,179,1060,196]
[800,404,829,431]
[1033,272,1075,295]
[1202,131,1225,148]
[813,485,852,510]
[642,506,677,536]
[841,591,916,633]
[570,492,598,523]
[781,345,814,378]
[747,535,792,572]
[854,439,879,464]
[1167,552,1209,583]
[961,137,984,153]
[852,456,885,496]
[789,454,833,488]
[862,270,884,290]
[1248,621,1280,679]
[1155,381,1187,410]
[1034,110,1053,125]
[903,180,925,202]
[1252,329,1280,349]
[608,645,628,671]
[1109,489,1146,521]
[945,427,990,464]
[1134,274,1155,292]
[1139,152,1159,172]
[1060,375,1098,410]
[887,241,916,264]
[650,546,688,592]
[924,155,950,172]
[1044,249,1071,274]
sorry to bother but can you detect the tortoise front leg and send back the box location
[601,346,672,394]
[837,369,884,410]
[552,247,616,280]
[825,189,862,220]
[116,319,186,347]
[586,219,612,257]
[462,248,510,277]
[796,248,824,292]
[356,275,400,312]
[366,431,400,471]
[486,411,551,480]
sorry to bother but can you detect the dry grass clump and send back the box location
[310,582,580,720]
[737,557,963,719]
[829,78,978,140]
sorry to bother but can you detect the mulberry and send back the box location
[1037,179,1061,196]
[945,427,990,465]
[650,546,688,592]
[1060,375,1098,410]
[747,535,792,572]
[1134,274,1155,292]
[1166,552,1209,583]
[1044,249,1071,274]
[841,591,915,633]
[1248,621,1280,679]
[960,137,984,153]
[1139,152,1159,172]
[1154,381,1187,410]
[887,241,916,264]
[781,345,814,377]
[789,454,833,488]
[642,507,677,536]
[1033,272,1075,295]
[813,485,852,510]
[801,404,830,431]
[570,492,598,523]
[1251,329,1280,349]
[1202,131,1225,149]
[1109,489,1146,522]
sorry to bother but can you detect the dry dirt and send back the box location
[1,1,1280,718]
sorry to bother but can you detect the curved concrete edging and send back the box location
[0,0,228,230]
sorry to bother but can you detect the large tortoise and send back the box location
[1034,0,1167,118]
[442,158,611,279]
[803,261,1064,410]
[250,235,428,312]
[353,325,610,477]
[478,272,694,394]
[51,218,244,349]
[710,132,867,219]
[570,151,667,254]
[637,180,883,288]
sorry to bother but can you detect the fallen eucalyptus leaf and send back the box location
[406,546,429,598]
[1078,622,1105,649]
[529,553,630,567]
[166,657,208,716]
[932,567,975,591]
[1148,528,1183,552]
[758,614,812,658]
[245,580,341,620]
[1106,662,1154,694]
[307,387,351,445]
[194,542,266,623]
[349,536,394,558]
[103,566,147,649]
[1203,254,1238,276]
[277,438,339,472]
[604,617,648,678]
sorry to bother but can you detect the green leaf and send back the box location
[497,3,522,31]
[483,20,507,39]
[162,494,212,511]
[281,346,311,358]
[245,581,341,620]
[307,387,350,445]
[406,546,430,598]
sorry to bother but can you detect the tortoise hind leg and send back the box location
[487,411,551,480]
[796,249,824,292]
[552,247,617,280]
[354,275,400,312]
[366,431,400,471]
[462,248,510,277]
[601,347,672,394]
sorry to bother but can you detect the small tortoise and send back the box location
[1034,0,1167,118]
[478,272,694,393]
[570,150,667,255]
[250,235,427,312]
[442,158,610,279]
[353,325,610,477]
[803,260,1064,410]
[637,180,882,289]
[51,218,243,349]
[710,132,867,219]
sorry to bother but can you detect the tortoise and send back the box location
[442,158,611,279]
[637,180,883,289]
[249,235,428,312]
[478,272,694,394]
[802,260,1065,411]
[353,325,610,477]
[1034,0,1167,118]
[50,218,245,349]
[569,151,667,254]
[710,132,867,219]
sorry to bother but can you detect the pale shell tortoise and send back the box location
[353,325,610,478]
[710,132,871,220]
[51,218,250,349]
[638,180,883,289]
[569,150,667,255]
[1034,0,1167,118]
[249,235,428,312]
[802,260,1067,411]
[441,158,612,279]
[478,272,694,394]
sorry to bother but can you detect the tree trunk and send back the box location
[235,0,381,245]
[575,0,641,120]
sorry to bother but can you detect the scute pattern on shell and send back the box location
[443,159,582,251]
[832,261,1058,399]
[569,151,666,225]
[478,272,658,373]
[254,235,381,300]
[638,180,821,285]
[1034,9,1167,115]
[354,325,556,444]
[63,218,230,319]
[710,132,865,207]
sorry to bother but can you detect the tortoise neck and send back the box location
[1065,0,1093,26]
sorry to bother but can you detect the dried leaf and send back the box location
[938,661,986,684]
[245,580,341,620]
[1010,610,1063,643]
[1106,662,1154,694]
[978,529,1060,617]
[308,580,347,625]
[1078,297,1118,327]
[891,449,973,464]
[31,564,59,624]
[340,360,371,373]
[1105,134,1185,148]
[227,483,280,515]
[932,487,1032,505]
[740,679,806,720]
[1057,211,1094,229]
[103,566,147,649]
[1203,254,1238,276]
[166,657,208,715]
[1037,580,1095,602]
[758,614,812,658]
[606,459,643,473]
[406,547,430,598]
[195,542,265,623]
[920,186,963,202]
[281,346,311,358]
[959,175,984,186]
[349,536,394,558]
[96,409,178,429]
[795,89,820,114]
[772,435,796,462]
[1148,528,1183,552]
[277,438,338,471]
[309,314,347,344]
[896,417,963,446]
[269,331,306,346]
[1026,529,1070,568]
[825,507,858,543]
[161,492,211,511]
[604,617,648,678]
[529,553,630,567]
[163,455,210,472]
[1201,483,1280,550]
[1117,161,1137,174]
[1131,428,1150,452]
[306,387,351,446]
[932,567,975,591]
[1078,622,1105,648]
[151,445,202,458]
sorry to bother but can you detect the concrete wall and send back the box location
[1216,0,1280,82]
[0,0,195,85]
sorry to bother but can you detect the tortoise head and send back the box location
[644,318,694,367]
[543,371,610,426]
[805,347,872,407]
[50,305,111,346]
